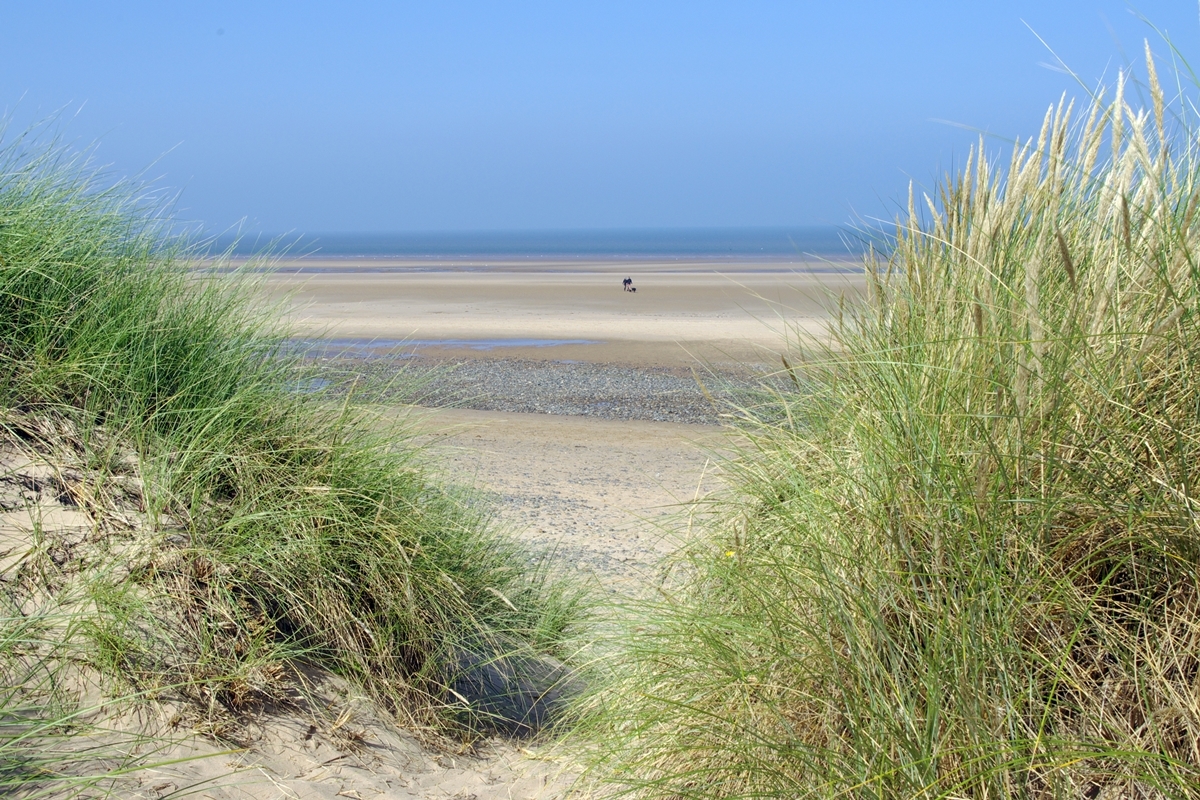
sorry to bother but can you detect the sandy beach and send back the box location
[261,258,861,368]
[259,255,858,585]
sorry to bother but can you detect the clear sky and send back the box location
[4,2,1199,234]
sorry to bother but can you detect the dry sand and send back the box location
[407,407,730,594]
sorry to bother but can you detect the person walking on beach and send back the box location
[622,277,632,291]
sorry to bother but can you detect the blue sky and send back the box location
[4,2,1199,234]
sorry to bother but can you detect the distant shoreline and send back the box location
[206,254,863,274]
[205,226,871,263]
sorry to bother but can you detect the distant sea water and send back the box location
[214,227,868,261]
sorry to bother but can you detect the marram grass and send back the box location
[580,45,1200,799]
[0,128,583,794]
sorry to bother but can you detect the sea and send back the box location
[212,226,869,262]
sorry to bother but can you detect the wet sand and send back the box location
[261,258,862,368]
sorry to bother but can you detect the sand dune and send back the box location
[32,259,855,798]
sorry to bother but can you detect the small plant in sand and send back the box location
[0,128,584,794]
[581,42,1200,799]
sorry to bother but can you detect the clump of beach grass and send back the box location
[580,43,1200,798]
[0,127,583,793]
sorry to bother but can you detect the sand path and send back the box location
[411,407,729,594]
[110,409,729,799]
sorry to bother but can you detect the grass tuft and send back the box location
[580,44,1200,799]
[0,127,583,794]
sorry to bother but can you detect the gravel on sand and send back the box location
[309,355,773,426]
